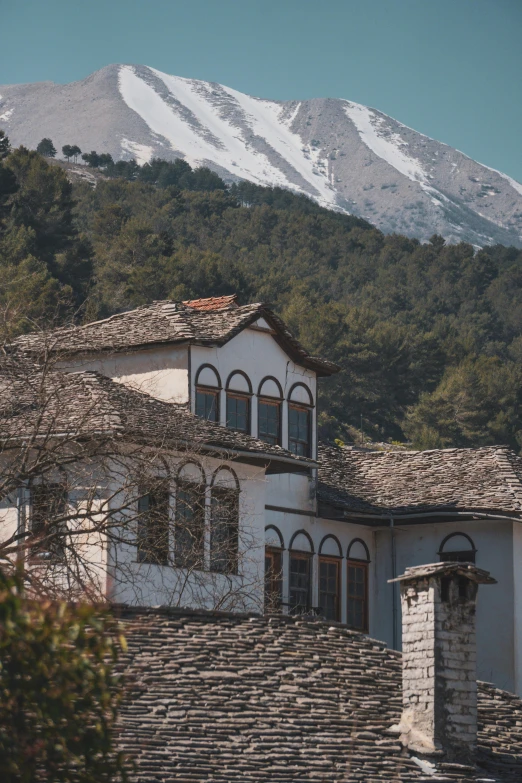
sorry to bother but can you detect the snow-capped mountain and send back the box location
[1,64,522,247]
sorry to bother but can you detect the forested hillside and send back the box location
[1,139,522,451]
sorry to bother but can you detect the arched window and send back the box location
[29,475,68,561]
[210,468,239,575]
[226,371,252,434]
[347,538,370,633]
[288,530,314,614]
[288,383,313,457]
[195,365,221,423]
[318,535,342,621]
[265,525,284,612]
[175,462,206,569]
[137,474,170,566]
[258,377,283,446]
[438,533,476,564]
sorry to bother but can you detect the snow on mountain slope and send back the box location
[1,63,521,247]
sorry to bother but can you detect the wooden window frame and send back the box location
[318,555,341,622]
[226,391,251,434]
[29,482,68,562]
[258,397,282,446]
[288,403,312,458]
[264,547,283,612]
[347,559,369,633]
[195,386,220,423]
[289,551,312,615]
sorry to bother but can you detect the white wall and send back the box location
[109,455,267,612]
[375,519,516,693]
[60,345,189,403]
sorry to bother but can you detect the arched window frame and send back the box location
[225,370,253,435]
[287,382,314,458]
[438,532,477,564]
[264,524,284,613]
[209,466,240,575]
[194,364,221,423]
[258,376,284,446]
[347,538,370,633]
[136,457,171,566]
[288,529,314,615]
[318,535,342,622]
[174,461,206,571]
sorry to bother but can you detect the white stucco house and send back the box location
[9,294,522,696]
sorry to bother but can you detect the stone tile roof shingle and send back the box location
[115,607,522,782]
[318,443,522,517]
[0,369,314,471]
[14,299,339,376]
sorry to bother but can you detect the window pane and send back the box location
[265,549,282,611]
[258,400,280,446]
[31,483,68,560]
[196,389,218,422]
[210,487,238,574]
[137,484,170,565]
[347,561,368,632]
[319,558,340,621]
[175,484,205,569]
[288,405,310,457]
[289,554,310,614]
[226,394,249,433]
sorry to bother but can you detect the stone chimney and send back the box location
[389,562,496,762]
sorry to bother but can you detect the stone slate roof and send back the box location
[318,443,522,518]
[0,369,314,472]
[14,299,339,377]
[115,607,522,783]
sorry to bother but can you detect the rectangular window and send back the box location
[226,394,250,433]
[137,483,170,565]
[195,388,219,422]
[288,405,311,457]
[319,557,340,621]
[30,483,67,560]
[264,548,282,612]
[347,561,368,632]
[210,487,239,574]
[175,483,205,569]
[289,553,311,614]
[258,400,281,445]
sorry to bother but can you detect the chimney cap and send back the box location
[388,561,496,585]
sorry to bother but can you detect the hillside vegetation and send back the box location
[1,142,522,450]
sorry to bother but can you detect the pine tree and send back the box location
[70,144,82,162]
[0,129,11,160]
[36,138,56,157]
[62,144,74,161]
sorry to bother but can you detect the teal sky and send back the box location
[2,0,521,182]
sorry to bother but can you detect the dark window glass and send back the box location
[196,388,218,422]
[258,399,281,445]
[440,550,476,564]
[210,487,239,574]
[319,557,340,621]
[264,548,282,612]
[30,483,67,560]
[175,483,205,569]
[137,483,170,565]
[289,553,311,614]
[226,394,249,433]
[347,561,368,632]
[288,405,311,457]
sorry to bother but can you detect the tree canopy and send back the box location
[2,143,522,449]
[36,138,56,158]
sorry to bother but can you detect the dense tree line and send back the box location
[1,137,522,450]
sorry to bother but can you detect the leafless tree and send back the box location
[0,338,267,612]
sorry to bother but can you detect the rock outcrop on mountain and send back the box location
[2,64,521,247]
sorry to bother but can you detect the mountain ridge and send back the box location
[1,63,522,247]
